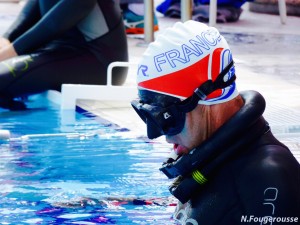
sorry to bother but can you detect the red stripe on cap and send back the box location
[139,55,210,98]
[211,48,222,81]
[206,48,223,99]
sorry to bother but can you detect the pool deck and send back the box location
[0,1,300,161]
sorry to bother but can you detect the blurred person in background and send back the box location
[157,0,248,22]
[120,0,159,34]
[0,0,128,110]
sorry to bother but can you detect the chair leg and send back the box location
[209,0,217,27]
[278,0,287,24]
[181,0,193,22]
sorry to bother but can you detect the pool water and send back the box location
[0,95,177,224]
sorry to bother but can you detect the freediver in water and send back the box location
[130,20,300,224]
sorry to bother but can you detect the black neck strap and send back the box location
[178,60,236,113]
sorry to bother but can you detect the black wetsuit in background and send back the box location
[0,0,128,108]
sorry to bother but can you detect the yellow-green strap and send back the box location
[192,170,208,184]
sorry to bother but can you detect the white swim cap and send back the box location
[137,20,238,105]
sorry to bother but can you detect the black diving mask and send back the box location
[131,99,186,139]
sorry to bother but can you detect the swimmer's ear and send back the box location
[0,98,27,111]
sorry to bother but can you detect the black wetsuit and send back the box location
[164,91,300,225]
[0,0,128,108]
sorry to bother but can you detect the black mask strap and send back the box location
[178,60,236,113]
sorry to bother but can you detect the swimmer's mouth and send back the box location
[165,144,182,163]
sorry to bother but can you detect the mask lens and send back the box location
[131,100,147,123]
[131,100,186,139]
